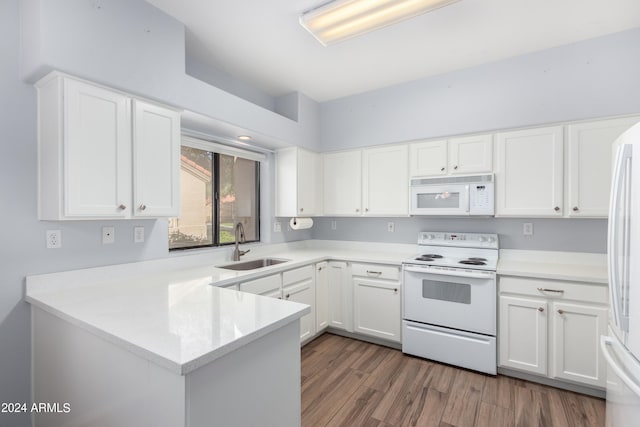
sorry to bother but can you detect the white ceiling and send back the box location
[147,0,640,103]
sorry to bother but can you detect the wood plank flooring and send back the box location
[301,333,605,427]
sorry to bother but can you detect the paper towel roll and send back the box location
[289,217,314,230]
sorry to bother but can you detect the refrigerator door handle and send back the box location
[608,144,632,330]
[601,336,640,397]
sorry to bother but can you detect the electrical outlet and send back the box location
[273,222,281,233]
[523,222,533,236]
[134,226,145,243]
[387,222,395,232]
[102,226,115,244]
[331,220,337,230]
[46,230,62,249]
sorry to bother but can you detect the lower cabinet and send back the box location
[315,262,329,332]
[327,261,353,332]
[352,263,401,343]
[283,266,316,343]
[499,276,608,388]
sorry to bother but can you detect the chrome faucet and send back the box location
[232,222,250,261]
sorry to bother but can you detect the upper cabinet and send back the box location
[275,147,322,217]
[566,116,640,217]
[495,126,564,217]
[37,72,180,220]
[362,145,408,216]
[409,134,492,177]
[323,145,408,217]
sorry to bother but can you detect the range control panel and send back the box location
[417,232,499,249]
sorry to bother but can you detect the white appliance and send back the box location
[601,121,640,426]
[402,232,498,375]
[410,174,494,216]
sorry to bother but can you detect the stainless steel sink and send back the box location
[217,258,290,271]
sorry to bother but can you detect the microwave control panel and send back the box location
[469,182,495,215]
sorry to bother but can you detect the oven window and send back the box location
[417,191,460,209]
[422,280,471,304]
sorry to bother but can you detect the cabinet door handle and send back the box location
[355,208,360,213]
[554,206,561,212]
[118,204,127,210]
[572,206,579,212]
[366,270,382,276]
[139,204,147,211]
[454,165,458,170]
[537,287,564,294]
[440,167,445,172]
[285,293,290,299]
[557,309,565,315]
[393,288,398,293]
[300,207,304,212]
[538,307,545,312]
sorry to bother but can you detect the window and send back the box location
[169,142,260,250]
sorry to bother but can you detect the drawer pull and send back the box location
[557,309,564,315]
[538,307,545,312]
[366,270,382,276]
[537,287,564,294]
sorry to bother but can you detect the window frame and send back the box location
[169,137,263,252]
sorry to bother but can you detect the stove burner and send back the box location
[459,260,486,266]
[415,254,444,262]
[467,257,487,262]
[423,254,443,259]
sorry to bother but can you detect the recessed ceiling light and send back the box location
[300,0,462,46]
[237,135,252,141]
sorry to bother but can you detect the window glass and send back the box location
[169,146,259,250]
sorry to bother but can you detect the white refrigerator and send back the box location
[602,121,640,426]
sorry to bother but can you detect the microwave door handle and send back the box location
[465,185,470,213]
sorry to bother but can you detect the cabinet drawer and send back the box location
[282,265,314,286]
[499,276,607,304]
[351,263,400,281]
[240,274,281,295]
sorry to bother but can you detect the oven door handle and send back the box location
[403,266,494,279]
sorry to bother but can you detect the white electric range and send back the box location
[402,231,498,375]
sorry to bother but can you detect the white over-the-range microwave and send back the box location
[410,174,495,216]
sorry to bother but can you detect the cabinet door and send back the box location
[297,148,322,216]
[327,262,352,331]
[499,295,547,375]
[323,151,362,215]
[495,126,564,217]
[551,302,608,387]
[566,116,640,217]
[409,140,447,177]
[362,145,408,216]
[64,78,131,218]
[353,278,401,342]
[448,134,493,174]
[132,100,180,217]
[315,262,329,332]
[284,276,315,343]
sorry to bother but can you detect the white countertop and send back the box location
[25,241,607,376]
[497,249,607,284]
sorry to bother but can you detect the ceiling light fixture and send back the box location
[237,135,252,141]
[300,0,461,46]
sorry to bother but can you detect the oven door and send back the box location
[403,264,496,335]
[410,184,470,215]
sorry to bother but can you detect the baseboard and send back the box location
[498,367,606,399]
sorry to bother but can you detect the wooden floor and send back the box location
[301,333,605,427]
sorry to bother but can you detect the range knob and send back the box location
[478,236,486,243]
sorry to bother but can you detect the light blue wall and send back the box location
[320,27,640,150]
[312,217,607,253]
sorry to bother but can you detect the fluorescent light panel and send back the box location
[300,0,461,46]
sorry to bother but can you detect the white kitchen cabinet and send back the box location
[239,274,282,298]
[499,276,608,389]
[551,302,608,387]
[352,263,401,343]
[132,100,181,217]
[315,262,329,332]
[327,261,352,331]
[409,134,492,177]
[323,150,362,215]
[36,72,180,220]
[409,139,447,176]
[499,295,548,375]
[566,116,640,217]
[283,266,316,343]
[362,145,408,216]
[275,147,322,217]
[495,126,564,217]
